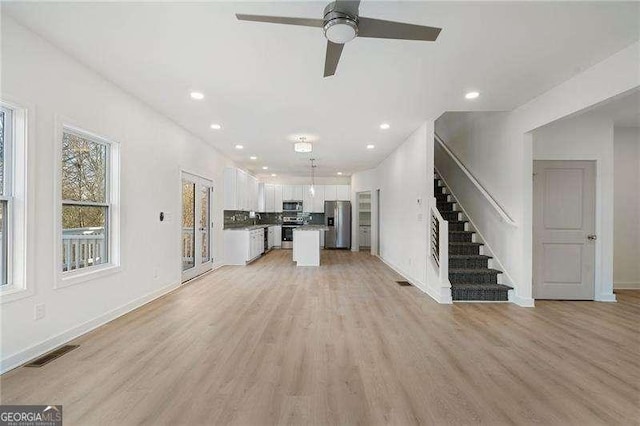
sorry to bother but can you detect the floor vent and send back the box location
[24,345,79,368]
[396,280,412,287]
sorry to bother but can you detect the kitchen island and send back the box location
[293,225,329,266]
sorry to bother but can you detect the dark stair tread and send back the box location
[449,242,483,246]
[449,254,492,259]
[449,268,502,274]
[450,283,513,291]
[449,231,474,234]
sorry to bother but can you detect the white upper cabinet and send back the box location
[324,185,337,201]
[223,168,237,210]
[303,185,325,213]
[274,184,283,212]
[336,185,350,201]
[265,184,275,212]
[223,167,260,211]
[303,185,313,213]
[282,184,303,201]
[313,185,325,213]
[282,184,293,201]
[292,185,303,200]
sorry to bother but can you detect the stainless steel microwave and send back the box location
[283,201,303,212]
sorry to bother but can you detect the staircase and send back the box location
[434,175,513,301]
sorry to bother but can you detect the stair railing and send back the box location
[429,198,451,291]
[434,133,517,226]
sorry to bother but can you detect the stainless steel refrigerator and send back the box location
[324,201,351,249]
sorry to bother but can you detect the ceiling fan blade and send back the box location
[236,14,324,28]
[324,41,344,77]
[334,0,361,16]
[357,17,442,41]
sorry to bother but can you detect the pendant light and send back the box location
[309,158,317,197]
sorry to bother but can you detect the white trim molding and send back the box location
[0,97,35,304]
[614,282,640,290]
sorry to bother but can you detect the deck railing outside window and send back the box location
[62,227,106,272]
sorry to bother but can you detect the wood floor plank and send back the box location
[1,250,638,425]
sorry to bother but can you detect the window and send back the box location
[61,127,116,275]
[0,106,12,286]
[0,100,28,301]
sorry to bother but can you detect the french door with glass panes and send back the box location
[181,172,213,282]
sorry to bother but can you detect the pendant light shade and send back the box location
[309,159,317,197]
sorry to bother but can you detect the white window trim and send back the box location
[0,98,34,304]
[54,120,121,289]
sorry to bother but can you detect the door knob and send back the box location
[587,234,597,241]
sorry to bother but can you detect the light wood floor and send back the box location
[1,250,639,425]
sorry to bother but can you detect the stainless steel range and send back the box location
[281,215,303,249]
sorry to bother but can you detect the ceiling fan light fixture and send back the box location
[324,18,358,44]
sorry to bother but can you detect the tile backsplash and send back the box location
[223,210,324,228]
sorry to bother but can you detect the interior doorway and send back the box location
[357,191,371,251]
[375,189,381,256]
[533,160,596,299]
[181,171,213,282]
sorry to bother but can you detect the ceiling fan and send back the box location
[236,0,441,77]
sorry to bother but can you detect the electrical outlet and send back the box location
[417,213,423,222]
[34,303,45,320]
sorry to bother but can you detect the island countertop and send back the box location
[294,225,329,231]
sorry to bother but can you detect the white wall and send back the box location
[0,16,237,371]
[532,113,615,299]
[613,127,640,288]
[434,41,639,305]
[350,123,441,300]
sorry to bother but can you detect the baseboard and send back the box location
[595,293,617,302]
[614,282,640,289]
[509,291,535,307]
[0,279,183,374]
[378,256,452,304]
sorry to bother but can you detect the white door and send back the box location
[182,172,213,282]
[533,160,596,299]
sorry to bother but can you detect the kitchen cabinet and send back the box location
[274,185,283,212]
[324,185,337,201]
[359,226,371,248]
[303,185,325,213]
[223,168,237,210]
[283,184,303,201]
[336,185,351,201]
[282,185,293,201]
[273,225,282,247]
[265,184,275,212]
[223,167,259,211]
[223,228,264,265]
[313,185,325,213]
[268,226,275,248]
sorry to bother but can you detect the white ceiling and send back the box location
[4,1,639,176]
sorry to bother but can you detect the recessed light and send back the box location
[337,172,343,175]
[271,173,277,177]
[234,144,244,150]
[190,91,204,100]
[379,123,390,130]
[465,91,480,100]
[249,156,257,160]
[366,144,375,150]
[262,166,269,170]
[210,123,222,130]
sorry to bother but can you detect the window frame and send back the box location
[0,98,32,304]
[0,105,14,289]
[55,122,120,288]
